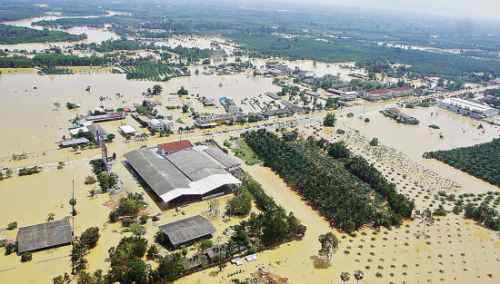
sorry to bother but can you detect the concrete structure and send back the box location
[438,98,498,119]
[16,218,72,254]
[125,144,242,206]
[158,216,215,248]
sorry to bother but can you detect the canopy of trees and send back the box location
[0,24,86,44]
[424,139,500,187]
[244,130,413,233]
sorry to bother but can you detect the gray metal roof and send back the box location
[60,138,89,148]
[159,215,215,247]
[16,217,72,254]
[203,147,242,169]
[166,148,227,181]
[125,149,190,197]
[125,146,241,203]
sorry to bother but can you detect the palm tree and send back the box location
[354,270,364,283]
[340,272,351,284]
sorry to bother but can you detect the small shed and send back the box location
[158,216,215,248]
[16,217,72,254]
[119,125,137,137]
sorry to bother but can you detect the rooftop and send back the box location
[125,145,241,204]
[158,140,193,155]
[159,215,215,247]
[16,218,72,254]
[440,98,496,112]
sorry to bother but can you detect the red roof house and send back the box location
[158,140,193,155]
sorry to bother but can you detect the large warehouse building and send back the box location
[125,141,242,207]
[438,98,498,119]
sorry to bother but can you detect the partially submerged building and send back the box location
[125,142,242,206]
[85,112,126,122]
[361,87,413,102]
[438,98,498,119]
[16,217,72,254]
[158,215,215,248]
[59,137,90,148]
[380,108,419,125]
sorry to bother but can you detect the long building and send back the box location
[361,86,413,102]
[438,98,498,119]
[125,142,242,206]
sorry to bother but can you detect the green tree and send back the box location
[227,189,252,216]
[156,253,185,281]
[152,84,163,96]
[71,238,88,275]
[323,113,336,127]
[80,227,100,248]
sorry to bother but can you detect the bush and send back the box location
[323,113,337,127]
[5,243,17,255]
[145,245,159,260]
[21,252,32,262]
[369,138,379,146]
[80,227,100,248]
[84,176,97,185]
[7,221,17,230]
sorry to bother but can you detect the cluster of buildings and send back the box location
[438,98,498,119]
[132,113,173,133]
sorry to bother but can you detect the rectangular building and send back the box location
[125,144,242,206]
[16,218,72,254]
[438,98,498,119]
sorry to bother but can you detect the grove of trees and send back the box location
[244,130,414,233]
[424,139,500,187]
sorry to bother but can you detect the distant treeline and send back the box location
[0,53,110,68]
[232,34,500,80]
[32,16,140,29]
[0,24,86,44]
[74,39,146,52]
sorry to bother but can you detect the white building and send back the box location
[438,98,498,119]
[119,125,137,137]
[149,119,173,132]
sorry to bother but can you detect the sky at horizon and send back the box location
[261,0,500,21]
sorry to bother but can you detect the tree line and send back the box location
[0,24,86,44]
[424,139,500,187]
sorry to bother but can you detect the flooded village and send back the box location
[0,2,499,284]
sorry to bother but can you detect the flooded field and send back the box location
[0,13,120,51]
[337,103,500,193]
[0,71,278,157]
[178,164,499,284]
